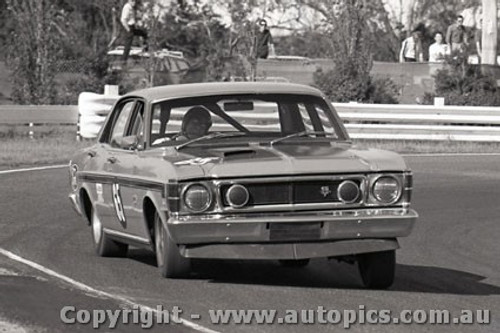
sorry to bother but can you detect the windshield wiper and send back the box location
[270,131,335,146]
[175,132,247,151]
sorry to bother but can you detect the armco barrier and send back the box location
[1,96,500,142]
[333,103,500,142]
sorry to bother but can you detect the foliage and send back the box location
[313,0,399,104]
[298,0,400,61]
[423,52,500,106]
[6,0,63,104]
[55,52,125,105]
[275,32,333,58]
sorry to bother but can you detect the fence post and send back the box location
[29,122,34,139]
[76,113,81,141]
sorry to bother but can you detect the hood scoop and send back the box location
[210,148,257,160]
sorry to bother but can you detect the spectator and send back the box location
[399,30,424,63]
[475,18,483,62]
[121,0,148,62]
[255,19,275,59]
[429,32,450,63]
[446,15,468,53]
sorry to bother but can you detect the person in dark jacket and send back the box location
[255,19,275,59]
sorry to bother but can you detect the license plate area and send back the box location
[269,222,322,241]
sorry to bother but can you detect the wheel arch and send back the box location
[142,193,169,243]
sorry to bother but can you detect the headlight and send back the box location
[337,180,360,204]
[226,184,250,208]
[372,176,401,204]
[183,184,211,212]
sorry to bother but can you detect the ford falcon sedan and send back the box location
[69,82,417,289]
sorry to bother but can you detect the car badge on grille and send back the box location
[320,186,332,197]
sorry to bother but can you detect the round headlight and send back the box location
[183,184,211,212]
[337,180,360,204]
[226,184,250,208]
[372,176,401,204]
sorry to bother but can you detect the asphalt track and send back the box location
[0,155,499,332]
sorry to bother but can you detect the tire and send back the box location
[278,259,310,267]
[154,211,191,278]
[357,250,395,289]
[90,206,128,257]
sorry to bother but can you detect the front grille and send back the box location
[220,178,362,207]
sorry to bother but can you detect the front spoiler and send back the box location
[180,238,400,260]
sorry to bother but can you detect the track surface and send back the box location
[0,155,499,332]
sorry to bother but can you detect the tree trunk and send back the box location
[482,0,497,65]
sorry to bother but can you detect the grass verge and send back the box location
[1,136,499,169]
[0,135,92,169]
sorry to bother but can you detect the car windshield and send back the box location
[149,93,347,148]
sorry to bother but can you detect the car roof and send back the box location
[124,82,324,102]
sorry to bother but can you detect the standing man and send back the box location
[121,0,148,62]
[446,15,468,53]
[399,29,424,63]
[255,19,275,59]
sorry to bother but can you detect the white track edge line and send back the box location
[0,248,219,333]
[0,165,67,175]
[402,153,500,157]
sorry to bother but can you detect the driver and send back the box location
[178,106,212,140]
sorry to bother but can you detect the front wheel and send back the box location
[357,250,395,289]
[90,206,128,257]
[154,212,191,278]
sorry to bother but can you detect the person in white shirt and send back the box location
[428,32,450,63]
[399,30,424,63]
[121,0,148,61]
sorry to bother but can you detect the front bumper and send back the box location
[168,208,417,259]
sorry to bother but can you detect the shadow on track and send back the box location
[127,248,500,295]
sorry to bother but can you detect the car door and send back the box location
[108,100,152,242]
[97,98,138,233]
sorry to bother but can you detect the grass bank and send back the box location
[0,136,92,168]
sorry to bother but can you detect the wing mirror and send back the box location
[112,135,139,150]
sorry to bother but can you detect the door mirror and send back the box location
[112,135,139,150]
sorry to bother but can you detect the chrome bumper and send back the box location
[168,208,417,257]
[68,193,83,216]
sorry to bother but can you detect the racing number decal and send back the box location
[112,183,126,224]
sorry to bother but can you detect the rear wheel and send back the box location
[357,250,395,289]
[278,259,310,267]
[154,211,191,278]
[90,207,128,257]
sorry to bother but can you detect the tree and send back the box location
[6,0,62,104]
[481,0,497,65]
[314,0,399,104]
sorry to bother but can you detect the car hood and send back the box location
[148,143,409,180]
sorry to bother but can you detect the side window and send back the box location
[109,101,135,145]
[129,102,144,137]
